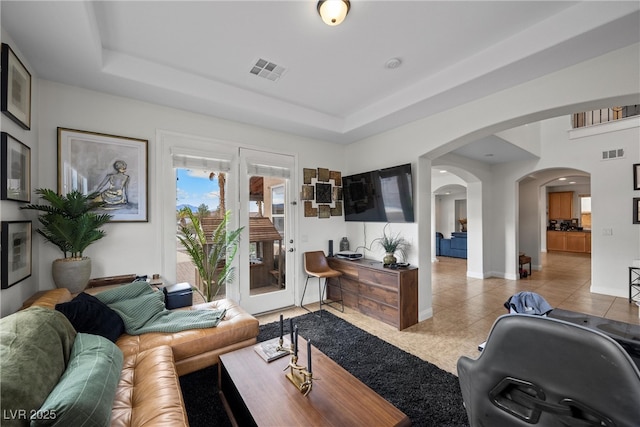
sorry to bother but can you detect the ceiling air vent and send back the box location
[601,148,625,160]
[249,58,286,82]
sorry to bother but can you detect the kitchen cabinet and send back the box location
[547,231,591,253]
[548,191,573,219]
[547,231,566,251]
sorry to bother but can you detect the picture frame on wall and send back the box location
[634,198,640,225]
[58,127,148,222]
[1,43,31,130]
[634,163,640,191]
[1,132,30,202]
[1,220,32,289]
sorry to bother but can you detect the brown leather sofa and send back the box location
[21,287,259,426]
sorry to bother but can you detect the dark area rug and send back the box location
[180,310,469,426]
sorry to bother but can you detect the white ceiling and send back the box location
[2,1,639,165]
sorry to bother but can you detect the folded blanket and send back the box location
[94,281,226,335]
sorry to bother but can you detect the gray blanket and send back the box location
[95,281,226,335]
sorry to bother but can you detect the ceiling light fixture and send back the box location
[317,0,350,26]
[385,58,402,69]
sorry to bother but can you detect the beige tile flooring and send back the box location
[256,251,639,375]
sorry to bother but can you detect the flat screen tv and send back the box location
[342,163,414,223]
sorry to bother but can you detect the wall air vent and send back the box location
[249,58,286,82]
[601,148,625,160]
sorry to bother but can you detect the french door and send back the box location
[238,148,296,314]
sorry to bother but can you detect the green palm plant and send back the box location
[21,188,112,259]
[177,208,244,302]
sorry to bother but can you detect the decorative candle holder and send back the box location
[275,336,289,353]
[285,354,313,396]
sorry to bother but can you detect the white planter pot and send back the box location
[52,257,91,293]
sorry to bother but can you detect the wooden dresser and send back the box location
[326,257,418,330]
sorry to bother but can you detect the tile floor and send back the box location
[256,251,639,375]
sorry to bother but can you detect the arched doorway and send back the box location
[518,168,591,272]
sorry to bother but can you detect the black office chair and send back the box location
[457,314,640,427]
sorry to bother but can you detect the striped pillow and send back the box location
[31,333,123,427]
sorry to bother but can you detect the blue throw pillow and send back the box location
[56,293,125,342]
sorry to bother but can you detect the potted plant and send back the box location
[21,188,112,292]
[374,224,409,265]
[177,208,244,302]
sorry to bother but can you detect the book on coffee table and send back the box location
[254,337,291,362]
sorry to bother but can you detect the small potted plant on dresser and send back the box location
[21,188,112,293]
[374,224,409,265]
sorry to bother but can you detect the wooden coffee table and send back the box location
[219,336,411,426]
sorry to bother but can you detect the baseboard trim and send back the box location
[419,307,433,321]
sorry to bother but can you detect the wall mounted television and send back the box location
[342,163,414,223]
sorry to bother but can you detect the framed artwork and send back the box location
[57,127,148,222]
[1,220,32,289]
[301,166,343,218]
[634,163,640,190]
[315,182,332,203]
[1,132,30,202]
[1,43,31,130]
[634,198,640,225]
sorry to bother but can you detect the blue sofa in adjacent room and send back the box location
[436,232,467,259]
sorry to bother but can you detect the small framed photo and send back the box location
[58,127,148,222]
[634,163,640,191]
[1,43,31,130]
[1,220,32,289]
[634,198,640,225]
[1,132,30,202]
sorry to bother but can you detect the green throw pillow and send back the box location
[31,333,124,427]
[0,307,76,427]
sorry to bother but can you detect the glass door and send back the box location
[239,148,296,314]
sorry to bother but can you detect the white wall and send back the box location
[496,116,639,294]
[540,117,639,296]
[346,43,640,318]
[0,30,41,313]
[435,193,466,238]
[1,79,348,315]
[2,35,638,316]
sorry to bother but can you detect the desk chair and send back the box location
[457,314,640,426]
[301,251,344,317]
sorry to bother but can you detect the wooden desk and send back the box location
[326,257,418,330]
[219,336,410,427]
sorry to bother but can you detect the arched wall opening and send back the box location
[518,168,591,273]
[430,163,486,279]
[348,44,639,320]
[418,96,636,316]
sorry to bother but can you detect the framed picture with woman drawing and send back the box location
[57,127,148,222]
